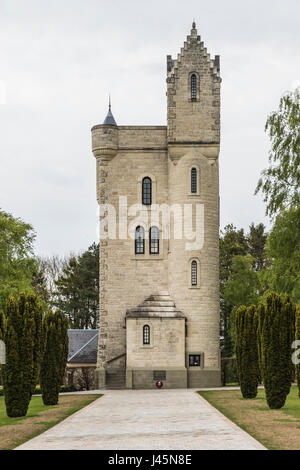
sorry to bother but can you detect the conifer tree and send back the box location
[40,310,68,406]
[261,292,295,409]
[296,306,300,397]
[256,303,265,381]
[235,305,259,398]
[2,294,36,417]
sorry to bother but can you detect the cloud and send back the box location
[0,0,299,255]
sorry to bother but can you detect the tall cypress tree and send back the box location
[27,295,43,395]
[40,310,69,406]
[261,292,295,409]
[2,294,36,417]
[235,305,259,398]
[256,303,265,382]
[296,306,300,398]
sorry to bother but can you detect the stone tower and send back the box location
[91,23,221,389]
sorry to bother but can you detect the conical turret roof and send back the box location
[103,98,117,125]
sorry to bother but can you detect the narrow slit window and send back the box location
[191,168,197,193]
[149,226,159,254]
[191,260,197,286]
[143,325,150,345]
[142,177,152,205]
[191,74,197,100]
[135,226,145,254]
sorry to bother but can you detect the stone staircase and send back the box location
[106,369,126,389]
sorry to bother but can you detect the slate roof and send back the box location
[103,105,117,126]
[67,329,98,364]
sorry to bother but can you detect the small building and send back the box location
[65,329,98,390]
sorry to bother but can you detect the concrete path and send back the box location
[16,389,265,450]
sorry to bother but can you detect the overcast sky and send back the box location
[0,0,299,256]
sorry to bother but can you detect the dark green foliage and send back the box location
[256,303,265,381]
[220,224,267,361]
[2,294,37,417]
[40,310,69,406]
[0,209,37,310]
[221,357,238,386]
[263,206,300,302]
[26,295,43,394]
[260,292,295,409]
[54,243,99,329]
[235,305,259,398]
[295,306,300,398]
[256,88,300,216]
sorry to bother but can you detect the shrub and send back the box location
[235,305,259,398]
[40,310,68,405]
[2,295,36,417]
[260,293,295,409]
[221,357,238,386]
[296,306,300,398]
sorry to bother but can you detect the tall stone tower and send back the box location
[91,23,221,389]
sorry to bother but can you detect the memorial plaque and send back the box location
[0,340,5,365]
[153,370,166,380]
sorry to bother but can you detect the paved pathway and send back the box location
[16,389,265,450]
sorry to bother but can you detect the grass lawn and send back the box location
[199,386,300,450]
[0,393,102,450]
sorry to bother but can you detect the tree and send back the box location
[260,292,295,409]
[219,225,248,357]
[255,88,300,216]
[0,209,36,310]
[235,305,259,399]
[262,206,300,302]
[34,254,69,305]
[224,255,260,308]
[248,223,268,272]
[54,243,99,329]
[2,294,37,417]
[296,306,300,398]
[40,310,69,406]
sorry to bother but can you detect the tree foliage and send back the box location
[2,294,42,417]
[54,243,99,329]
[235,305,259,398]
[260,292,295,409]
[262,206,300,302]
[256,88,300,216]
[220,224,267,358]
[0,209,36,310]
[40,310,69,406]
[296,306,300,398]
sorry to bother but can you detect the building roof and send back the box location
[67,329,98,364]
[103,103,117,126]
[126,292,185,319]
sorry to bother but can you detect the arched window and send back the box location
[142,177,152,205]
[143,325,150,345]
[191,74,197,100]
[191,168,197,193]
[149,226,159,254]
[191,260,198,286]
[135,226,145,254]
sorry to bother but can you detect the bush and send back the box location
[296,306,300,398]
[260,293,295,409]
[221,357,238,386]
[40,310,68,405]
[2,294,38,417]
[235,305,259,398]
